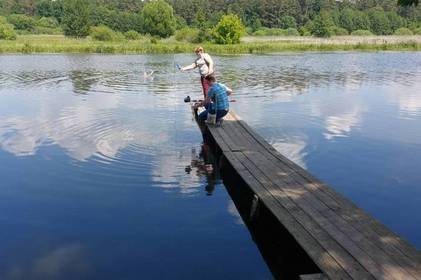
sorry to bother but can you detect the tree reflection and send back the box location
[69,70,100,95]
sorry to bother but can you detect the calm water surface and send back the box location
[0,53,420,279]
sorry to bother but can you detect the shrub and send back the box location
[394,27,414,35]
[124,30,141,40]
[63,0,90,37]
[0,16,7,24]
[90,25,121,41]
[32,26,62,35]
[36,17,59,28]
[245,27,253,35]
[286,28,300,36]
[413,27,421,35]
[310,15,332,37]
[299,27,311,36]
[368,10,392,35]
[339,8,355,32]
[253,27,286,36]
[387,12,406,32]
[351,29,373,36]
[252,29,266,36]
[279,16,297,29]
[212,14,245,44]
[7,14,36,31]
[192,28,212,43]
[330,26,349,36]
[175,27,200,42]
[141,0,176,38]
[0,24,17,40]
[353,11,371,31]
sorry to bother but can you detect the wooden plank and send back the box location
[300,274,328,280]
[242,150,417,280]
[195,110,421,279]
[259,150,421,278]
[220,119,421,278]
[222,151,353,280]
[233,151,372,279]
[229,112,421,270]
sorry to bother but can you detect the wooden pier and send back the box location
[196,110,421,280]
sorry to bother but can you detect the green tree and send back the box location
[339,8,355,32]
[193,8,207,29]
[140,0,176,38]
[212,14,245,44]
[279,15,297,29]
[62,0,90,37]
[7,14,35,30]
[398,0,419,6]
[353,11,370,31]
[257,0,301,28]
[368,9,392,35]
[387,11,406,32]
[0,23,17,39]
[35,0,64,23]
[310,14,332,37]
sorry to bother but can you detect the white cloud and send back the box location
[323,108,361,140]
[2,244,91,280]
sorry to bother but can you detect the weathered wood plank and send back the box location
[242,150,416,280]
[300,274,328,280]
[227,112,421,269]
[233,151,371,279]
[195,110,421,279]
[228,114,421,274]
[220,118,421,279]
[222,151,353,280]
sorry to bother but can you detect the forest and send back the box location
[0,0,421,42]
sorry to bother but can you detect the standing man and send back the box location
[194,75,232,124]
[180,46,215,98]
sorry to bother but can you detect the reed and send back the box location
[0,35,420,54]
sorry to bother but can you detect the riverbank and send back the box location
[1,35,420,54]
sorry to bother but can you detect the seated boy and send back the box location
[193,75,232,124]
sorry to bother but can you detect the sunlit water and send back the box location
[1,53,421,279]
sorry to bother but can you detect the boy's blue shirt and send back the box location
[208,83,229,110]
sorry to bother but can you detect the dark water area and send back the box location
[0,53,420,279]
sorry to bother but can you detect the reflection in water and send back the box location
[324,108,361,140]
[272,138,308,169]
[1,53,421,279]
[186,143,221,196]
[3,244,90,280]
[69,70,100,95]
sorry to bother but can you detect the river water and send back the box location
[0,53,420,279]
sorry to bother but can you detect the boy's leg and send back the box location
[216,110,228,121]
[198,109,209,121]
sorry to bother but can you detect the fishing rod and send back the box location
[184,96,237,103]
[177,64,237,103]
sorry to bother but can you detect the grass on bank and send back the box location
[0,35,420,54]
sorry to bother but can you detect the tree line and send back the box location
[1,0,420,41]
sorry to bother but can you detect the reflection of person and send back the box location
[186,144,216,195]
[193,75,232,124]
[180,46,214,98]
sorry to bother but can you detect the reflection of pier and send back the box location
[194,110,421,279]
